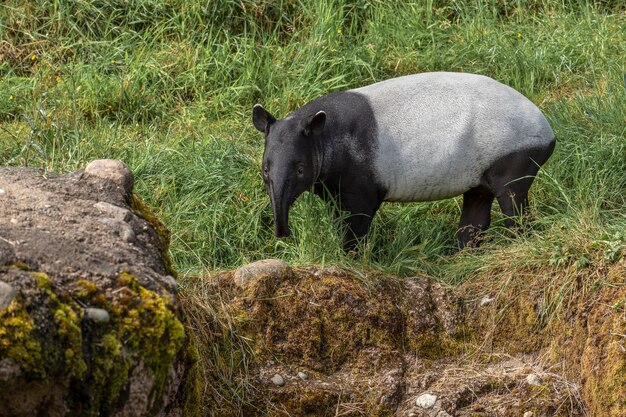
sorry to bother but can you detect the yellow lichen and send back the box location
[0,298,44,378]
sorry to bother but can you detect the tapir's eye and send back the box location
[263,165,269,177]
[296,166,304,176]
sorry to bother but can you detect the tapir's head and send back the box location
[252,104,326,238]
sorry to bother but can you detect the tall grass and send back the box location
[1,0,624,280]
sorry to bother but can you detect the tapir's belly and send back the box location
[353,73,554,202]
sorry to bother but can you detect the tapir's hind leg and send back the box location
[486,143,555,228]
[495,178,532,227]
[458,185,494,248]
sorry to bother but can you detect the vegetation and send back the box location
[1,0,623,280]
[2,1,624,415]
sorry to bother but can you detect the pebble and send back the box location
[10,218,17,224]
[270,373,285,386]
[480,295,495,306]
[120,226,136,243]
[298,371,308,380]
[233,259,292,288]
[0,282,16,309]
[523,412,534,417]
[163,275,178,292]
[99,218,136,243]
[0,188,5,195]
[526,373,542,386]
[85,307,110,323]
[84,159,134,193]
[93,201,132,222]
[415,393,437,409]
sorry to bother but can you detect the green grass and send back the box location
[1,0,624,281]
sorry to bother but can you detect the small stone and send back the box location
[523,412,534,417]
[85,307,110,323]
[99,218,136,243]
[480,295,495,306]
[94,201,132,222]
[526,373,542,386]
[0,188,5,195]
[234,259,292,288]
[0,282,16,309]
[271,374,285,386]
[0,358,22,382]
[415,393,437,409]
[10,218,17,224]
[298,371,308,380]
[85,159,134,193]
[163,275,178,291]
[121,226,136,243]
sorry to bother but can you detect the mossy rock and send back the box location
[0,163,200,417]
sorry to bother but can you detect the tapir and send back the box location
[252,72,555,251]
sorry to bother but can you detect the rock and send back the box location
[297,371,308,380]
[523,412,534,417]
[0,166,195,417]
[0,281,16,309]
[94,201,133,222]
[271,374,285,386]
[233,259,292,288]
[84,159,134,193]
[163,275,178,292]
[0,359,22,383]
[0,188,5,195]
[526,373,543,386]
[99,218,137,243]
[480,295,495,306]
[85,307,110,323]
[415,393,437,409]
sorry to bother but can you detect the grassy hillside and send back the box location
[1,0,624,282]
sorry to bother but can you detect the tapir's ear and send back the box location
[303,111,326,136]
[252,104,276,133]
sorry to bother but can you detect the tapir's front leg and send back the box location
[338,191,382,252]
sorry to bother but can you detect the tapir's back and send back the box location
[353,72,554,202]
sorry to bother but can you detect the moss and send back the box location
[103,272,186,415]
[581,285,626,417]
[407,327,470,360]
[32,271,52,290]
[0,269,189,416]
[243,272,408,371]
[180,335,202,417]
[11,261,30,271]
[0,298,45,378]
[53,303,87,378]
[74,278,98,299]
[130,193,175,277]
[266,388,345,417]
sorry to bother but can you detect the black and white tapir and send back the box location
[252,72,555,251]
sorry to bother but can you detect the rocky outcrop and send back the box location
[0,161,199,417]
[184,259,621,416]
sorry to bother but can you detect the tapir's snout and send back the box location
[269,180,292,238]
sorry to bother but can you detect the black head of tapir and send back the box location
[252,72,556,252]
[252,104,326,238]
